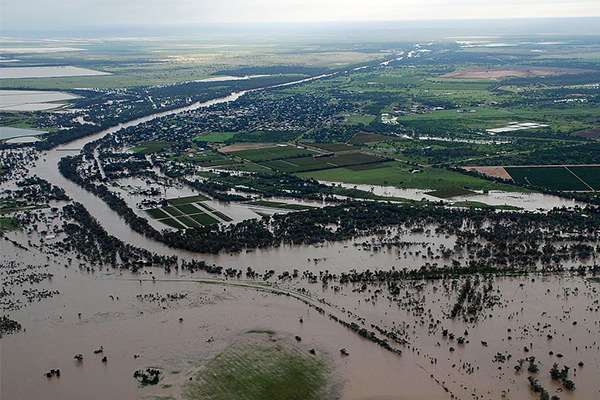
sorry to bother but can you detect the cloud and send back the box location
[1,0,599,32]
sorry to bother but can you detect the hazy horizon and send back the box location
[1,0,600,34]
[1,17,600,41]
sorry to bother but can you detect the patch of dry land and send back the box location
[442,65,595,79]
[464,166,513,180]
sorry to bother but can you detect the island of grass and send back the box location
[0,217,20,231]
[182,332,332,400]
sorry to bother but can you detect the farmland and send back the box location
[298,160,518,191]
[227,145,317,162]
[505,165,600,191]
[145,195,230,229]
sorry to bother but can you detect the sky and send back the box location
[1,0,600,32]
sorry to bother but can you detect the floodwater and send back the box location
[193,74,268,82]
[2,228,599,400]
[0,126,48,140]
[0,245,450,400]
[0,66,110,79]
[3,69,600,400]
[328,182,586,211]
[0,89,78,111]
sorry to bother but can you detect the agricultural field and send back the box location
[347,132,404,144]
[227,145,317,162]
[0,38,384,90]
[195,132,239,143]
[505,166,600,191]
[131,141,172,155]
[441,65,595,79]
[304,142,357,152]
[145,195,230,228]
[298,160,519,191]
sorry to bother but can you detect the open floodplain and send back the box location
[2,212,600,400]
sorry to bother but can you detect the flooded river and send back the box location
[3,69,599,400]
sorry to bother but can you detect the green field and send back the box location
[195,132,239,143]
[157,218,186,229]
[189,213,219,225]
[213,211,233,222]
[175,203,203,215]
[182,333,331,400]
[145,208,170,219]
[505,166,591,191]
[131,141,172,155]
[230,146,316,162]
[260,157,332,173]
[348,132,404,144]
[305,142,356,152]
[298,161,520,191]
[343,114,376,125]
[321,152,387,167]
[568,166,600,190]
[168,195,210,205]
[176,215,200,228]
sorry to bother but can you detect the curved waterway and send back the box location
[29,72,341,262]
[28,67,585,269]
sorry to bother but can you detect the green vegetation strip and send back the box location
[189,213,219,225]
[145,208,170,219]
[157,218,186,229]
[168,195,210,205]
[426,188,476,199]
[213,211,233,222]
[175,203,203,215]
[246,200,313,211]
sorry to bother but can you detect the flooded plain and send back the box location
[0,66,110,79]
[2,223,599,400]
[0,126,48,140]
[329,182,586,211]
[0,89,79,112]
[3,76,600,400]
